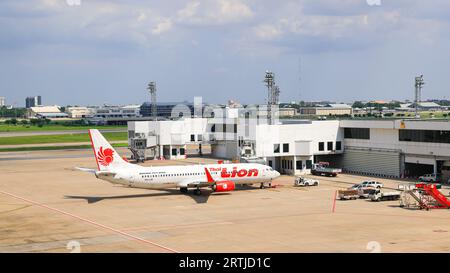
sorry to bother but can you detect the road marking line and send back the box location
[0,190,178,253]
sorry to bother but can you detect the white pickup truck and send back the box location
[359,180,383,189]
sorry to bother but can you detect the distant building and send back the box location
[25,97,34,108]
[25,96,42,108]
[369,100,389,104]
[228,100,242,108]
[409,102,444,111]
[278,107,297,117]
[140,102,196,119]
[395,102,446,112]
[27,105,68,119]
[65,106,94,118]
[84,105,143,125]
[395,103,413,112]
[91,105,141,119]
[300,103,353,116]
[0,97,5,107]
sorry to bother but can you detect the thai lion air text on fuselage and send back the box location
[209,167,259,178]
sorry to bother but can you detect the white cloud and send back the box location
[252,14,371,42]
[176,0,253,25]
[152,18,173,34]
[253,24,283,40]
[1,0,449,54]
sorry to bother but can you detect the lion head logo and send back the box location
[97,147,114,166]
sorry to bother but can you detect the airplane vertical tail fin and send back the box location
[88,129,130,171]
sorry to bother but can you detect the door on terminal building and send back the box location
[437,160,445,173]
[404,163,434,178]
[275,157,281,172]
[306,160,312,170]
[296,160,303,171]
[163,146,170,159]
[268,160,273,167]
[442,163,450,184]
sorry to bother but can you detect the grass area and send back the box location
[0,143,128,152]
[0,132,127,146]
[419,111,450,119]
[0,124,126,132]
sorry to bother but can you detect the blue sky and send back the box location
[1,0,450,106]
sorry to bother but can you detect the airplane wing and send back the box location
[74,167,97,173]
[75,167,117,178]
[177,180,211,188]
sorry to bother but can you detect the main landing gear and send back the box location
[179,187,202,195]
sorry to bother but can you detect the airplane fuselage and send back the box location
[98,163,278,190]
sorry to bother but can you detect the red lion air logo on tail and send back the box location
[97,147,114,166]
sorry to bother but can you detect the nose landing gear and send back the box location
[260,181,273,189]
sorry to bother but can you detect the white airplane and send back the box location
[76,129,280,195]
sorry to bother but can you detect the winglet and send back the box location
[204,168,215,183]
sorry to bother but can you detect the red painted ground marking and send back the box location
[332,190,337,213]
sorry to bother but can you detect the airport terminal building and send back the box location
[128,117,450,180]
[340,120,450,179]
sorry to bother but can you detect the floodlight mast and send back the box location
[263,71,280,125]
[414,75,425,119]
[147,82,157,120]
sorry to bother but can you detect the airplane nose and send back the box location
[274,171,280,177]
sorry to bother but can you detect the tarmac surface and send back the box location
[1,148,450,253]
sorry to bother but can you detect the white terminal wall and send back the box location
[128,118,208,146]
[253,120,343,157]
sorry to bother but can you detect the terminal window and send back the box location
[180,148,185,155]
[336,141,342,150]
[318,142,324,151]
[283,143,289,153]
[274,144,280,153]
[327,141,333,151]
[344,128,370,139]
[399,129,450,144]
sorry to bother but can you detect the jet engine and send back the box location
[212,181,235,192]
